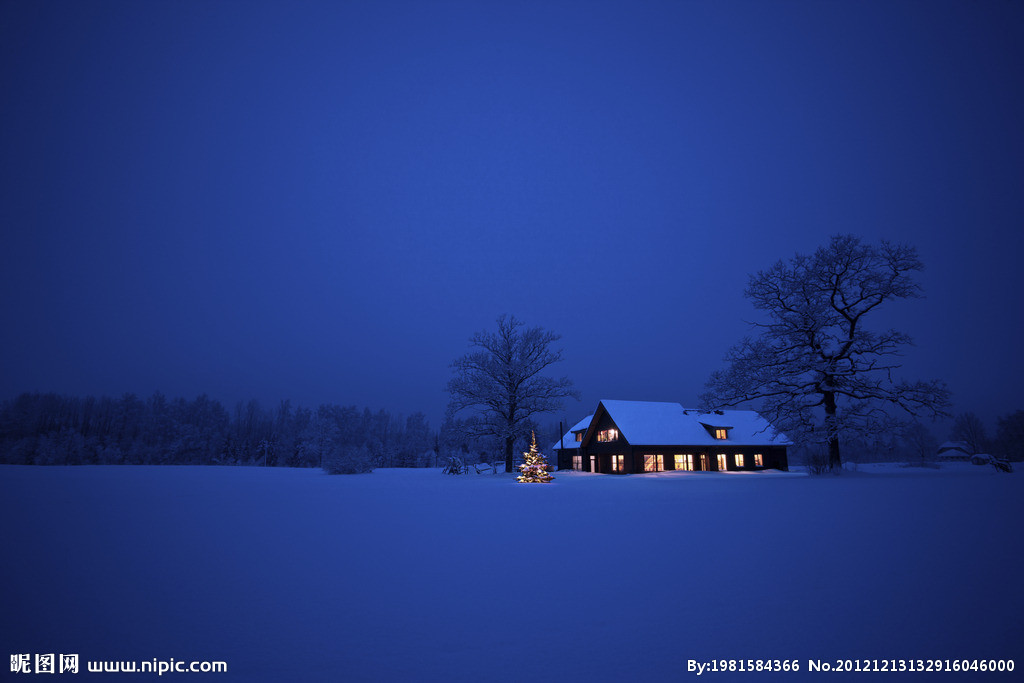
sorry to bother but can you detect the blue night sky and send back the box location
[2,0,1022,430]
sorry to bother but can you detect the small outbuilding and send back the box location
[549,414,593,462]
[555,399,790,474]
[937,441,972,461]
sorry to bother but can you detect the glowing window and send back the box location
[754,453,763,467]
[717,453,727,471]
[714,428,728,440]
[735,453,744,467]
[572,455,582,471]
[575,432,583,442]
[643,454,664,472]
[611,455,625,472]
[674,454,694,471]
[597,428,618,442]
[699,454,709,471]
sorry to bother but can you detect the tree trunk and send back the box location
[823,390,842,471]
[504,435,515,473]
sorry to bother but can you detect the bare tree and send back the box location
[902,421,939,466]
[446,315,579,472]
[702,235,950,471]
[950,412,989,455]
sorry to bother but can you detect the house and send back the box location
[937,441,972,461]
[548,414,593,462]
[554,399,790,474]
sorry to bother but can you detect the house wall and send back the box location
[556,448,575,471]
[583,411,631,474]
[585,450,630,474]
[632,446,789,473]
[768,446,789,471]
[630,448,696,473]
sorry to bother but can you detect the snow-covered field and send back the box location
[2,464,1021,681]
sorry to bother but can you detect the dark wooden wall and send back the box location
[628,446,789,473]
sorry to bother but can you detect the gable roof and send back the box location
[551,414,594,451]
[594,399,791,447]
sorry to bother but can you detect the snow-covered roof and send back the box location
[692,413,733,429]
[596,399,791,447]
[569,415,593,433]
[550,414,594,451]
[937,441,971,454]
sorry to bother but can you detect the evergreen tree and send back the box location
[517,431,553,483]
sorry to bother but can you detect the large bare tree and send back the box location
[949,412,989,455]
[446,315,578,472]
[702,235,949,471]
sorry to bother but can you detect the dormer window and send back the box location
[575,432,583,442]
[700,420,732,440]
[597,428,619,442]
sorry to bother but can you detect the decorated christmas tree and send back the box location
[517,431,554,483]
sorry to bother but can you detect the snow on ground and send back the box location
[1,464,1021,681]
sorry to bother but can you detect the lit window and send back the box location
[754,453,763,467]
[611,454,624,472]
[714,428,728,440]
[674,454,694,471]
[597,428,619,442]
[575,432,583,442]
[699,454,709,471]
[643,454,664,472]
[572,455,582,471]
[717,453,727,471]
[735,453,744,467]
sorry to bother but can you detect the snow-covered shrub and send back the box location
[971,453,1013,473]
[322,444,373,475]
[805,448,830,475]
[442,454,465,475]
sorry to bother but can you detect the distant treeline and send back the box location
[0,392,443,471]
[793,409,1024,469]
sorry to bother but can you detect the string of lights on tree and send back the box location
[517,431,553,483]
